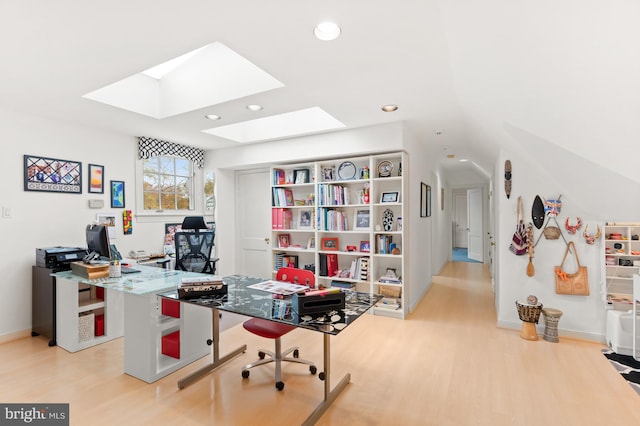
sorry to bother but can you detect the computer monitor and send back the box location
[86,224,111,260]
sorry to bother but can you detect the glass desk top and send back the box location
[159,275,382,335]
[53,265,208,295]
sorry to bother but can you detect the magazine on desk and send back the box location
[248,280,309,295]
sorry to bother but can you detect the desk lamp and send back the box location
[181,216,208,232]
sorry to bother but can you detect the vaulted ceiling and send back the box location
[2,1,637,185]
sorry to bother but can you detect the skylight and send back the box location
[203,107,346,143]
[82,42,284,119]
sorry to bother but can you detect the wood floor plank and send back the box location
[2,262,640,425]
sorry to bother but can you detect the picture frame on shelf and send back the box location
[354,209,370,230]
[322,165,335,182]
[420,182,431,217]
[88,164,104,194]
[359,240,371,253]
[380,191,399,203]
[299,209,313,229]
[307,236,315,250]
[321,237,339,251]
[293,168,310,184]
[110,180,125,208]
[278,233,291,248]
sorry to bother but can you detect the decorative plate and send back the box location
[377,160,393,178]
[383,208,394,231]
[337,161,356,180]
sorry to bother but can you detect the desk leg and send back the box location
[302,333,351,426]
[177,308,247,389]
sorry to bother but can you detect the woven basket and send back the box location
[543,226,561,240]
[380,285,401,298]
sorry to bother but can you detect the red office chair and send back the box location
[241,267,317,390]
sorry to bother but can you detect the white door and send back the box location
[235,169,272,278]
[454,192,468,248]
[467,187,484,262]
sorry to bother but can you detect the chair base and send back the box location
[241,338,317,390]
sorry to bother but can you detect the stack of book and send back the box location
[178,276,226,299]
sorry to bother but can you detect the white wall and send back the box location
[0,110,183,339]
[495,127,640,341]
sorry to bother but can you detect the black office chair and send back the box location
[174,216,218,274]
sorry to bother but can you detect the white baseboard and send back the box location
[497,320,606,344]
[0,329,31,345]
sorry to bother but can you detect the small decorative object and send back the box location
[346,245,357,252]
[543,226,561,240]
[532,195,544,229]
[633,235,640,240]
[377,160,393,178]
[359,240,370,252]
[363,183,370,204]
[123,210,132,234]
[110,180,125,208]
[583,225,601,245]
[278,234,291,248]
[321,237,339,251]
[391,247,401,255]
[397,162,402,176]
[504,160,512,199]
[337,161,356,180]
[544,195,562,217]
[527,294,538,305]
[293,168,310,184]
[322,165,335,181]
[382,208,394,231]
[88,164,104,194]
[359,166,370,179]
[565,217,582,235]
[509,196,528,255]
[396,216,403,231]
[24,154,82,194]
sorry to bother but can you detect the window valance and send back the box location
[137,136,204,169]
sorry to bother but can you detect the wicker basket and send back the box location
[379,285,401,298]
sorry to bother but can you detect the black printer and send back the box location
[36,246,86,271]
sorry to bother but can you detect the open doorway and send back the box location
[452,188,483,263]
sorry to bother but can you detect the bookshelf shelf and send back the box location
[270,153,406,318]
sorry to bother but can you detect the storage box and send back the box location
[161,331,180,359]
[292,291,345,315]
[78,311,95,342]
[71,261,109,279]
[94,314,104,336]
[161,298,180,318]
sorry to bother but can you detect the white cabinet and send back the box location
[601,224,640,307]
[270,152,407,318]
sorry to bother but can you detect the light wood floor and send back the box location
[3,262,640,425]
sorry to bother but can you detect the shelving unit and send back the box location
[601,224,640,307]
[270,152,407,318]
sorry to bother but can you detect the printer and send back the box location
[36,246,87,271]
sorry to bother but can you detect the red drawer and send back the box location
[161,298,180,318]
[161,331,180,359]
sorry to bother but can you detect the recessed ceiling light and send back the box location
[459,159,469,162]
[314,22,341,41]
[382,104,398,112]
[246,104,263,112]
[205,114,221,121]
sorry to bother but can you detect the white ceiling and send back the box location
[2,1,638,186]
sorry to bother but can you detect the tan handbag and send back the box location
[554,241,589,295]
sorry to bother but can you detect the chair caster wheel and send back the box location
[319,372,326,381]
[242,370,250,379]
[276,381,285,391]
[293,349,299,358]
[310,366,317,375]
[258,351,266,359]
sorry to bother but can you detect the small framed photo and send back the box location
[380,191,399,203]
[321,237,339,251]
[88,164,104,194]
[299,209,313,229]
[354,209,370,230]
[359,241,371,253]
[307,236,315,250]
[278,233,291,248]
[293,168,310,184]
[322,165,335,182]
[110,180,125,208]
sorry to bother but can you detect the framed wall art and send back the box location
[110,180,125,208]
[24,154,82,194]
[420,182,431,217]
[88,164,104,194]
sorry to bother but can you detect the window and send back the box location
[143,156,193,210]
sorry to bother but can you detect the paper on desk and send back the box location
[248,280,308,295]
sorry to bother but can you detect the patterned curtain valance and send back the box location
[137,136,204,168]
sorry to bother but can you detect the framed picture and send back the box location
[299,209,313,229]
[278,233,291,248]
[359,240,370,253]
[23,154,82,194]
[307,236,315,250]
[380,191,399,203]
[420,182,431,217]
[88,164,104,194]
[110,180,125,208]
[441,187,445,210]
[322,165,335,182]
[96,213,117,240]
[293,168,310,184]
[354,209,370,230]
[321,237,339,251]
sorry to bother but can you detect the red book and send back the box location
[327,254,338,277]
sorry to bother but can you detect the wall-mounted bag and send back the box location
[555,241,589,295]
[509,196,528,255]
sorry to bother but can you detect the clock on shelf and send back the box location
[377,161,393,178]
